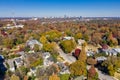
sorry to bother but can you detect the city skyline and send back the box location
[0,0,120,17]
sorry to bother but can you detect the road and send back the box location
[96,68,116,80]
[56,45,76,64]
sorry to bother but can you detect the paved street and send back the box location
[56,45,76,64]
[96,68,116,80]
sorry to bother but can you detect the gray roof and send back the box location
[47,56,54,62]
[26,39,43,48]
[96,56,107,61]
[14,58,22,63]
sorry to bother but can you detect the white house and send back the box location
[96,56,107,61]
[63,36,74,40]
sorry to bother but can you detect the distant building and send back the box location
[4,19,24,29]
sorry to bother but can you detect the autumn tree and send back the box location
[102,56,120,76]
[107,32,118,46]
[3,38,14,49]
[46,30,62,42]
[65,29,73,36]
[42,42,57,52]
[87,58,97,65]
[88,66,98,80]
[74,32,82,41]
[78,45,87,62]
[49,73,60,80]
[34,44,40,52]
[82,34,89,42]
[69,60,87,77]
[60,40,76,53]
[39,35,48,44]
[10,74,20,80]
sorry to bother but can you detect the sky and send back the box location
[0,0,120,17]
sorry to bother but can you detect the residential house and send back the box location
[78,39,85,46]
[26,39,43,50]
[63,36,74,40]
[57,62,70,74]
[98,48,118,56]
[86,51,95,56]
[42,52,51,59]
[30,67,37,75]
[44,56,54,66]
[96,56,107,62]
[14,57,24,68]
[113,48,120,53]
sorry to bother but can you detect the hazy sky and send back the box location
[0,0,120,17]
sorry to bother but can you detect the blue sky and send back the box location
[0,0,120,17]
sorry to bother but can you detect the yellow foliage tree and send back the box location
[39,36,48,44]
[78,45,87,62]
[10,74,20,80]
[49,73,60,80]
[69,60,87,76]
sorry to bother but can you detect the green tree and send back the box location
[60,74,70,80]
